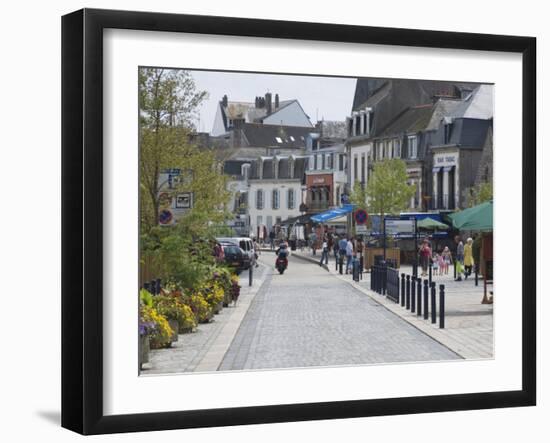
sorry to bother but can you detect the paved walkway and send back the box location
[291,248,494,359]
[219,253,459,371]
[142,264,270,375]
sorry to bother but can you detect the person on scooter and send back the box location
[275,240,289,269]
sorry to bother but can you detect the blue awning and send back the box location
[311,204,355,223]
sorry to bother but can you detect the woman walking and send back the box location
[464,237,475,279]
[441,246,452,275]
[419,239,432,277]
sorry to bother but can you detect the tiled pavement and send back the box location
[291,248,494,360]
[142,264,270,375]
[219,253,460,371]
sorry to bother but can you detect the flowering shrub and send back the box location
[231,274,241,303]
[201,282,225,307]
[139,304,173,349]
[189,293,212,323]
[153,295,197,333]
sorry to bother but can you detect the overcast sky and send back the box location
[187,70,357,134]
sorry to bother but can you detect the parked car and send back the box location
[216,237,255,269]
[220,242,249,273]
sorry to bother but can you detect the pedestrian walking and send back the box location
[419,239,432,276]
[319,238,329,266]
[456,238,464,264]
[333,238,339,261]
[442,246,452,275]
[345,237,354,274]
[464,237,475,279]
[432,252,440,275]
[338,234,347,268]
[269,229,275,250]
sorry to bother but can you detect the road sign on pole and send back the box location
[354,209,368,225]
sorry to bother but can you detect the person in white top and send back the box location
[319,236,329,266]
[345,237,354,274]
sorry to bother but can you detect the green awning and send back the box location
[417,217,449,231]
[448,200,493,231]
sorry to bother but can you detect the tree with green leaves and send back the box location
[139,68,230,233]
[138,68,233,287]
[466,181,493,208]
[355,158,416,219]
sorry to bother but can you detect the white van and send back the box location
[216,237,255,268]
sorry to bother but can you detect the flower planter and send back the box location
[168,319,179,343]
[139,335,150,368]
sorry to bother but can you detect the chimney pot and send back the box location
[265,92,272,115]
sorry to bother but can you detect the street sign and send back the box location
[354,209,368,225]
[159,209,173,225]
[385,219,415,235]
[356,225,368,233]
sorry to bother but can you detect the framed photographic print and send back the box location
[62,8,536,435]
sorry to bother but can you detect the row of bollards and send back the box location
[400,273,445,329]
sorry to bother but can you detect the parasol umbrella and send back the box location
[448,200,493,232]
[417,217,449,231]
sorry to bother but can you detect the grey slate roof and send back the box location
[352,78,480,138]
[378,104,434,137]
[240,123,315,148]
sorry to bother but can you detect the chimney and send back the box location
[255,97,260,108]
[275,93,279,109]
[222,94,228,107]
[265,92,272,114]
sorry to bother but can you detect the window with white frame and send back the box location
[377,141,384,160]
[272,189,279,209]
[256,189,264,209]
[287,188,295,209]
[309,155,314,171]
[408,136,418,159]
[316,154,322,170]
[394,139,401,158]
[385,139,392,158]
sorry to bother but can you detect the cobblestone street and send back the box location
[219,252,460,371]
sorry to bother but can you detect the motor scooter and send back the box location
[275,256,288,274]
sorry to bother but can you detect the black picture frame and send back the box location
[62,8,536,435]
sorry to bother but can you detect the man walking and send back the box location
[269,229,275,250]
[338,234,347,270]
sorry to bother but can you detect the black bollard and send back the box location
[339,256,343,275]
[249,264,253,287]
[360,256,364,280]
[416,277,422,316]
[439,284,445,329]
[453,260,457,279]
[423,279,429,320]
[406,275,411,310]
[411,276,416,313]
[401,273,406,306]
[431,282,437,324]
[428,262,432,286]
[475,264,479,286]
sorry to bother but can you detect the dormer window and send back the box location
[408,135,418,159]
[444,123,452,144]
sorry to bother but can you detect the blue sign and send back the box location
[354,209,368,224]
